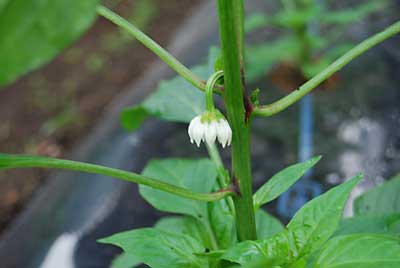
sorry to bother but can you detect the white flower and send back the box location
[188,113,232,148]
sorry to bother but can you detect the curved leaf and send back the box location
[354,175,400,217]
[287,175,362,256]
[121,65,208,130]
[312,234,400,268]
[139,158,217,219]
[253,156,321,209]
[99,228,207,268]
[255,209,284,239]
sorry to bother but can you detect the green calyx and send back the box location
[200,109,226,124]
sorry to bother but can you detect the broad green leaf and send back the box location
[287,175,362,256]
[334,214,400,236]
[111,253,141,268]
[139,158,217,219]
[209,200,237,249]
[155,216,212,249]
[256,209,284,239]
[312,234,400,268]
[0,0,99,87]
[253,156,321,209]
[246,36,300,82]
[121,65,208,130]
[99,228,207,268]
[354,175,400,217]
[0,0,7,12]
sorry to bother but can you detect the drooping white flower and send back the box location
[216,119,232,148]
[188,111,232,148]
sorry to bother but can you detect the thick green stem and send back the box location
[253,20,400,117]
[0,154,235,202]
[97,5,224,94]
[217,0,257,241]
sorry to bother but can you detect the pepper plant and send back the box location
[0,1,400,268]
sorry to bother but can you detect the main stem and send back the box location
[217,0,257,241]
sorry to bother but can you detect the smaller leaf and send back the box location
[120,65,209,130]
[287,175,363,257]
[312,234,400,268]
[120,106,150,131]
[255,209,284,239]
[111,253,141,268]
[354,175,400,217]
[253,156,321,209]
[139,158,217,220]
[99,228,207,268]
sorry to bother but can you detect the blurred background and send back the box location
[0,0,399,267]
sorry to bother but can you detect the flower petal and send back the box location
[192,117,205,147]
[216,120,228,148]
[205,121,217,146]
[188,116,201,144]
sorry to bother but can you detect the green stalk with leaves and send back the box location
[0,1,400,268]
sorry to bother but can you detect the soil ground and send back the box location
[0,0,199,234]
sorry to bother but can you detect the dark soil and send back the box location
[0,0,199,234]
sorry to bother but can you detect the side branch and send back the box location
[0,154,235,202]
[253,20,400,117]
[97,5,223,94]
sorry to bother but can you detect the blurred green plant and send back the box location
[0,1,399,268]
[0,0,100,87]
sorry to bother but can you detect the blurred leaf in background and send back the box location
[0,0,100,87]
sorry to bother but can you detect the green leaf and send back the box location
[120,106,150,131]
[256,209,284,239]
[320,2,385,26]
[155,216,212,249]
[221,230,297,266]
[99,228,207,268]
[111,253,141,268]
[0,0,99,87]
[334,214,400,236]
[139,158,217,219]
[246,36,300,82]
[312,234,400,268]
[272,6,321,29]
[244,12,269,33]
[209,200,237,249]
[354,175,400,217]
[253,156,321,209]
[287,175,363,256]
[121,65,208,130]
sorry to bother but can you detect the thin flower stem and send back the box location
[0,154,235,202]
[97,5,223,94]
[205,71,224,111]
[253,20,400,117]
[206,143,236,215]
